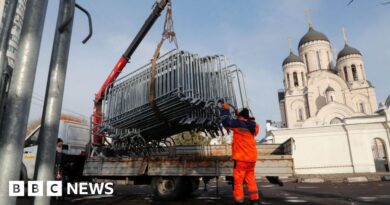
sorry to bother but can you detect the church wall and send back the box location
[344,116,390,172]
[283,62,306,90]
[285,95,307,128]
[337,55,364,82]
[368,88,378,112]
[279,100,287,127]
[350,87,378,114]
[345,122,389,173]
[306,73,348,113]
[272,125,355,174]
[299,41,332,72]
[271,114,390,174]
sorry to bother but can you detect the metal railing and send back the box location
[99,50,246,154]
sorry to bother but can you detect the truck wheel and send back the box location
[20,163,28,183]
[151,176,184,200]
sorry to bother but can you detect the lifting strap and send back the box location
[149,0,178,125]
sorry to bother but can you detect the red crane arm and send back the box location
[92,0,170,144]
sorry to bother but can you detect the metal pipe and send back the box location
[33,0,75,204]
[342,124,356,173]
[101,50,245,154]
[75,3,92,44]
[0,0,19,126]
[0,0,49,204]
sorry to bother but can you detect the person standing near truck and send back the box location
[221,102,260,205]
[55,138,63,180]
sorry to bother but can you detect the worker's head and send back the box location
[238,108,250,119]
[56,138,63,152]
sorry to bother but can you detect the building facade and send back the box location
[267,22,390,175]
[270,106,390,174]
[279,25,378,128]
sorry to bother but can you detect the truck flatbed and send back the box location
[84,139,294,177]
[83,139,294,200]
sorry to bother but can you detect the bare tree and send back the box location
[347,0,390,5]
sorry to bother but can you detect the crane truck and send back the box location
[82,0,294,200]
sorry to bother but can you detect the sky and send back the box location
[29,0,390,138]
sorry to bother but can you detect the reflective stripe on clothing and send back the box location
[248,191,259,201]
[233,160,260,201]
[230,118,259,162]
[221,109,260,162]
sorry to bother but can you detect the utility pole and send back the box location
[33,0,75,204]
[0,0,48,204]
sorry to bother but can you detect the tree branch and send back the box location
[348,0,390,5]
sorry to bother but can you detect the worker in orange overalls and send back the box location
[221,102,260,205]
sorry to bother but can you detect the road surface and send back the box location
[17,180,390,205]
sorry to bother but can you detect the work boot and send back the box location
[234,201,243,205]
[250,200,260,205]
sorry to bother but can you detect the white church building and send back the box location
[267,23,390,175]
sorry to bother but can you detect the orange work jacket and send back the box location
[223,116,259,162]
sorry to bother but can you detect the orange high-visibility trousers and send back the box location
[233,160,259,202]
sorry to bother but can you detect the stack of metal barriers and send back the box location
[102,50,247,143]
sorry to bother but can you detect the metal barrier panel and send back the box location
[99,50,248,154]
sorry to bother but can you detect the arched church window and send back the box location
[327,51,331,69]
[330,96,334,102]
[330,117,342,124]
[359,102,365,114]
[293,72,298,87]
[316,51,321,69]
[372,138,386,160]
[287,74,290,87]
[351,64,358,81]
[298,108,304,121]
[305,53,309,71]
[343,66,349,81]
[301,72,305,86]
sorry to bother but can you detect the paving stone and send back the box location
[301,178,324,183]
[346,176,368,183]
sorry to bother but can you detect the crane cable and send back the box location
[149,0,178,124]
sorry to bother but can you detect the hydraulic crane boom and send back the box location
[93,0,170,144]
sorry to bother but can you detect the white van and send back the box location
[22,119,90,180]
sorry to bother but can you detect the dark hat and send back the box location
[238,108,250,119]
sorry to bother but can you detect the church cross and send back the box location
[342,27,349,45]
[288,36,293,52]
[305,8,313,28]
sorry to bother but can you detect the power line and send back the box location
[31,93,88,118]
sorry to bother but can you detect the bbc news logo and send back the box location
[9,181,114,196]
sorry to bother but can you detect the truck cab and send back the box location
[22,119,90,180]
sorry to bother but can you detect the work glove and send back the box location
[223,102,229,110]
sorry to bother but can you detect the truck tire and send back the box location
[20,163,28,183]
[151,176,184,200]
